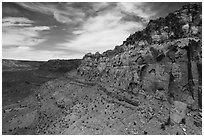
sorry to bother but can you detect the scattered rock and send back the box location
[170,101,187,123]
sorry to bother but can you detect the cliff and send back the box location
[78,3,202,122]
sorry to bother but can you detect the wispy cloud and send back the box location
[57,2,154,54]
[2,17,34,26]
[59,14,144,53]
[3,2,188,61]
[2,17,50,47]
[17,2,153,55]
[17,2,87,25]
[117,2,156,20]
[3,46,81,61]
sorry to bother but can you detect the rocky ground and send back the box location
[2,59,81,134]
[2,3,202,135]
[2,71,202,135]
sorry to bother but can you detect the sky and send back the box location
[2,2,191,61]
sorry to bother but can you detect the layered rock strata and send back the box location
[78,3,202,123]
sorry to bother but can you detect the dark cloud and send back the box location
[2,3,20,16]
[2,45,19,49]
[120,11,146,23]
[16,3,87,24]
[142,2,195,19]
[33,27,75,51]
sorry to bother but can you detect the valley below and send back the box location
[2,59,81,134]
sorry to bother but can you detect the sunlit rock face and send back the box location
[78,3,202,110]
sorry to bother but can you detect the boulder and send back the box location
[170,101,187,123]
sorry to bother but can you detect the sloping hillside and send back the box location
[2,59,45,71]
[2,3,202,135]
[39,59,81,73]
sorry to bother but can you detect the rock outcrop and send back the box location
[78,3,202,123]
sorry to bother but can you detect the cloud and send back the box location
[58,10,145,54]
[117,2,156,20]
[2,17,34,26]
[2,3,21,15]
[16,2,54,15]
[2,17,50,47]
[120,11,145,23]
[57,2,156,54]
[3,2,164,60]
[91,2,110,11]
[3,46,83,61]
[17,2,87,25]
[53,9,85,24]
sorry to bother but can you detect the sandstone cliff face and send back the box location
[78,3,202,115]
